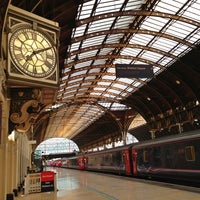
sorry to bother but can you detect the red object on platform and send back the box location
[41,171,54,182]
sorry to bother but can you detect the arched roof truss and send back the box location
[52,0,200,140]
[6,0,200,147]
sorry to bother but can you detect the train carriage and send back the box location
[132,130,200,184]
[62,156,87,169]
[52,129,200,186]
[85,145,133,175]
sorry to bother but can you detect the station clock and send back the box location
[9,25,57,79]
[6,5,60,88]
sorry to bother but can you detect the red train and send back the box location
[49,159,62,167]
[62,156,87,169]
[54,130,200,185]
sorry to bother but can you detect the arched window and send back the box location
[35,138,79,155]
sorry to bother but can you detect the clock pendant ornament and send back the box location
[6,5,60,88]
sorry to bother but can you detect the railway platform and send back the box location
[15,167,200,200]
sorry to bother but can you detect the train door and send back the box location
[123,148,132,175]
[83,156,88,169]
[78,157,84,169]
[78,156,88,169]
[132,148,137,175]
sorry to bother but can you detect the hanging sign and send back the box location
[115,64,153,78]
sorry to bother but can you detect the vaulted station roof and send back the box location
[1,0,200,150]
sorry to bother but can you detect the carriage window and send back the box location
[143,150,149,162]
[185,146,195,161]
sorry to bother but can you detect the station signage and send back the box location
[41,171,55,192]
[115,64,154,78]
[25,171,55,194]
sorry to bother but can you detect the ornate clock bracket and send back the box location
[10,99,42,133]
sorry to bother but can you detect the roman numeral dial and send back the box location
[9,26,57,78]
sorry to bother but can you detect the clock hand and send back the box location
[33,47,53,54]
[26,47,52,61]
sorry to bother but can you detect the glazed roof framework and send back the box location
[1,0,200,148]
[53,0,200,140]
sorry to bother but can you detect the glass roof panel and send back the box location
[169,22,196,38]
[67,78,83,84]
[112,83,127,90]
[141,51,164,62]
[63,66,71,73]
[100,48,115,55]
[60,83,65,87]
[88,68,101,73]
[170,44,189,56]
[141,16,170,32]
[188,32,200,44]
[61,75,69,81]
[62,95,74,100]
[130,34,155,46]
[70,41,82,51]
[102,75,116,80]
[77,0,95,20]
[75,61,93,69]
[70,70,88,77]
[132,81,143,87]
[120,92,129,97]
[91,92,104,96]
[114,16,135,29]
[64,85,78,90]
[118,78,134,84]
[88,18,115,32]
[84,76,96,80]
[82,36,105,48]
[122,48,142,57]
[114,58,130,64]
[99,102,131,110]
[155,0,188,14]
[97,81,111,86]
[158,57,174,66]
[93,87,106,92]
[184,4,200,22]
[107,67,115,73]
[103,93,116,98]
[95,0,122,14]
[125,0,145,10]
[78,83,89,88]
[78,50,99,59]
[73,24,87,37]
[107,89,122,95]
[93,59,107,65]
[78,88,88,92]
[63,90,77,95]
[151,38,178,51]
[105,34,123,44]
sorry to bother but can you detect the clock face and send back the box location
[9,26,57,78]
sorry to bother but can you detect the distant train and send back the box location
[50,130,200,185]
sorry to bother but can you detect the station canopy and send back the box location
[45,0,200,140]
[5,0,200,149]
